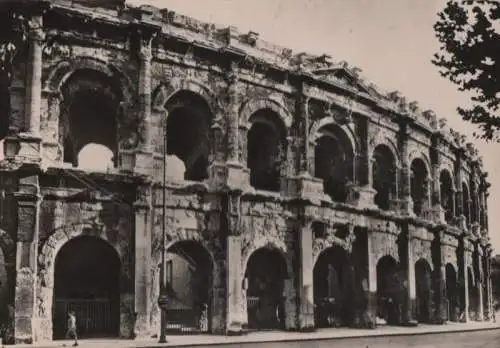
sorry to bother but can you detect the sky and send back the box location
[124,0,500,251]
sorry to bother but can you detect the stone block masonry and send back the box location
[0,0,493,344]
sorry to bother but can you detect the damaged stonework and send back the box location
[0,0,494,345]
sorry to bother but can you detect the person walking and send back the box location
[65,311,79,347]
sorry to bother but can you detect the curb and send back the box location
[10,325,500,348]
[140,325,500,347]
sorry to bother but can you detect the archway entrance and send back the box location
[313,245,353,328]
[445,263,458,322]
[376,255,402,325]
[53,236,120,339]
[415,259,432,323]
[164,241,213,334]
[245,247,287,331]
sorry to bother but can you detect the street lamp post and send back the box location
[158,118,168,343]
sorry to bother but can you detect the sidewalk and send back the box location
[14,321,500,348]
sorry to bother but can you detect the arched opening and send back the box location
[445,263,458,322]
[314,126,354,203]
[165,91,213,182]
[78,143,114,171]
[372,145,397,210]
[245,247,287,331]
[163,241,213,334]
[462,183,470,226]
[440,170,454,223]
[53,236,120,339]
[376,255,402,325]
[313,245,354,328]
[415,259,432,323]
[247,110,286,192]
[61,70,121,168]
[410,158,429,216]
[467,267,478,321]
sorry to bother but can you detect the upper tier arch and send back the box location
[308,116,358,155]
[152,78,220,116]
[239,97,293,133]
[43,56,135,103]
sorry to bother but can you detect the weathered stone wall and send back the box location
[36,193,134,341]
[0,1,495,344]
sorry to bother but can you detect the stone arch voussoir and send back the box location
[309,116,358,155]
[408,150,431,177]
[242,240,289,276]
[39,223,124,287]
[151,78,220,116]
[371,136,400,168]
[43,56,136,104]
[439,166,456,191]
[239,97,293,133]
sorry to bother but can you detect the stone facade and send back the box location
[0,0,494,344]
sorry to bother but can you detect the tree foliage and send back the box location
[433,0,500,141]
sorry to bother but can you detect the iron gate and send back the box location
[53,298,118,339]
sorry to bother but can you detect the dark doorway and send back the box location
[313,245,353,328]
[376,255,402,325]
[163,241,213,334]
[415,259,432,323]
[445,263,458,322]
[53,236,120,339]
[245,248,287,331]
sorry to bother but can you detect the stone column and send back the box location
[13,175,41,344]
[25,16,44,137]
[450,187,457,219]
[431,162,445,223]
[487,256,494,321]
[133,185,152,338]
[462,247,470,323]
[476,251,484,321]
[226,236,243,334]
[226,65,240,165]
[406,227,416,323]
[10,15,45,162]
[437,263,448,322]
[399,124,413,215]
[297,219,314,331]
[133,35,154,175]
[455,159,466,229]
[298,95,310,175]
[225,192,244,334]
[366,232,377,326]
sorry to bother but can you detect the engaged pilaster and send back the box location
[131,31,155,176]
[282,93,323,200]
[405,225,417,324]
[13,175,41,344]
[5,15,45,163]
[208,62,250,190]
[133,184,153,338]
[399,122,414,215]
[296,216,314,331]
[225,192,245,335]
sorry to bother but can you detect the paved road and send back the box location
[179,329,500,348]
